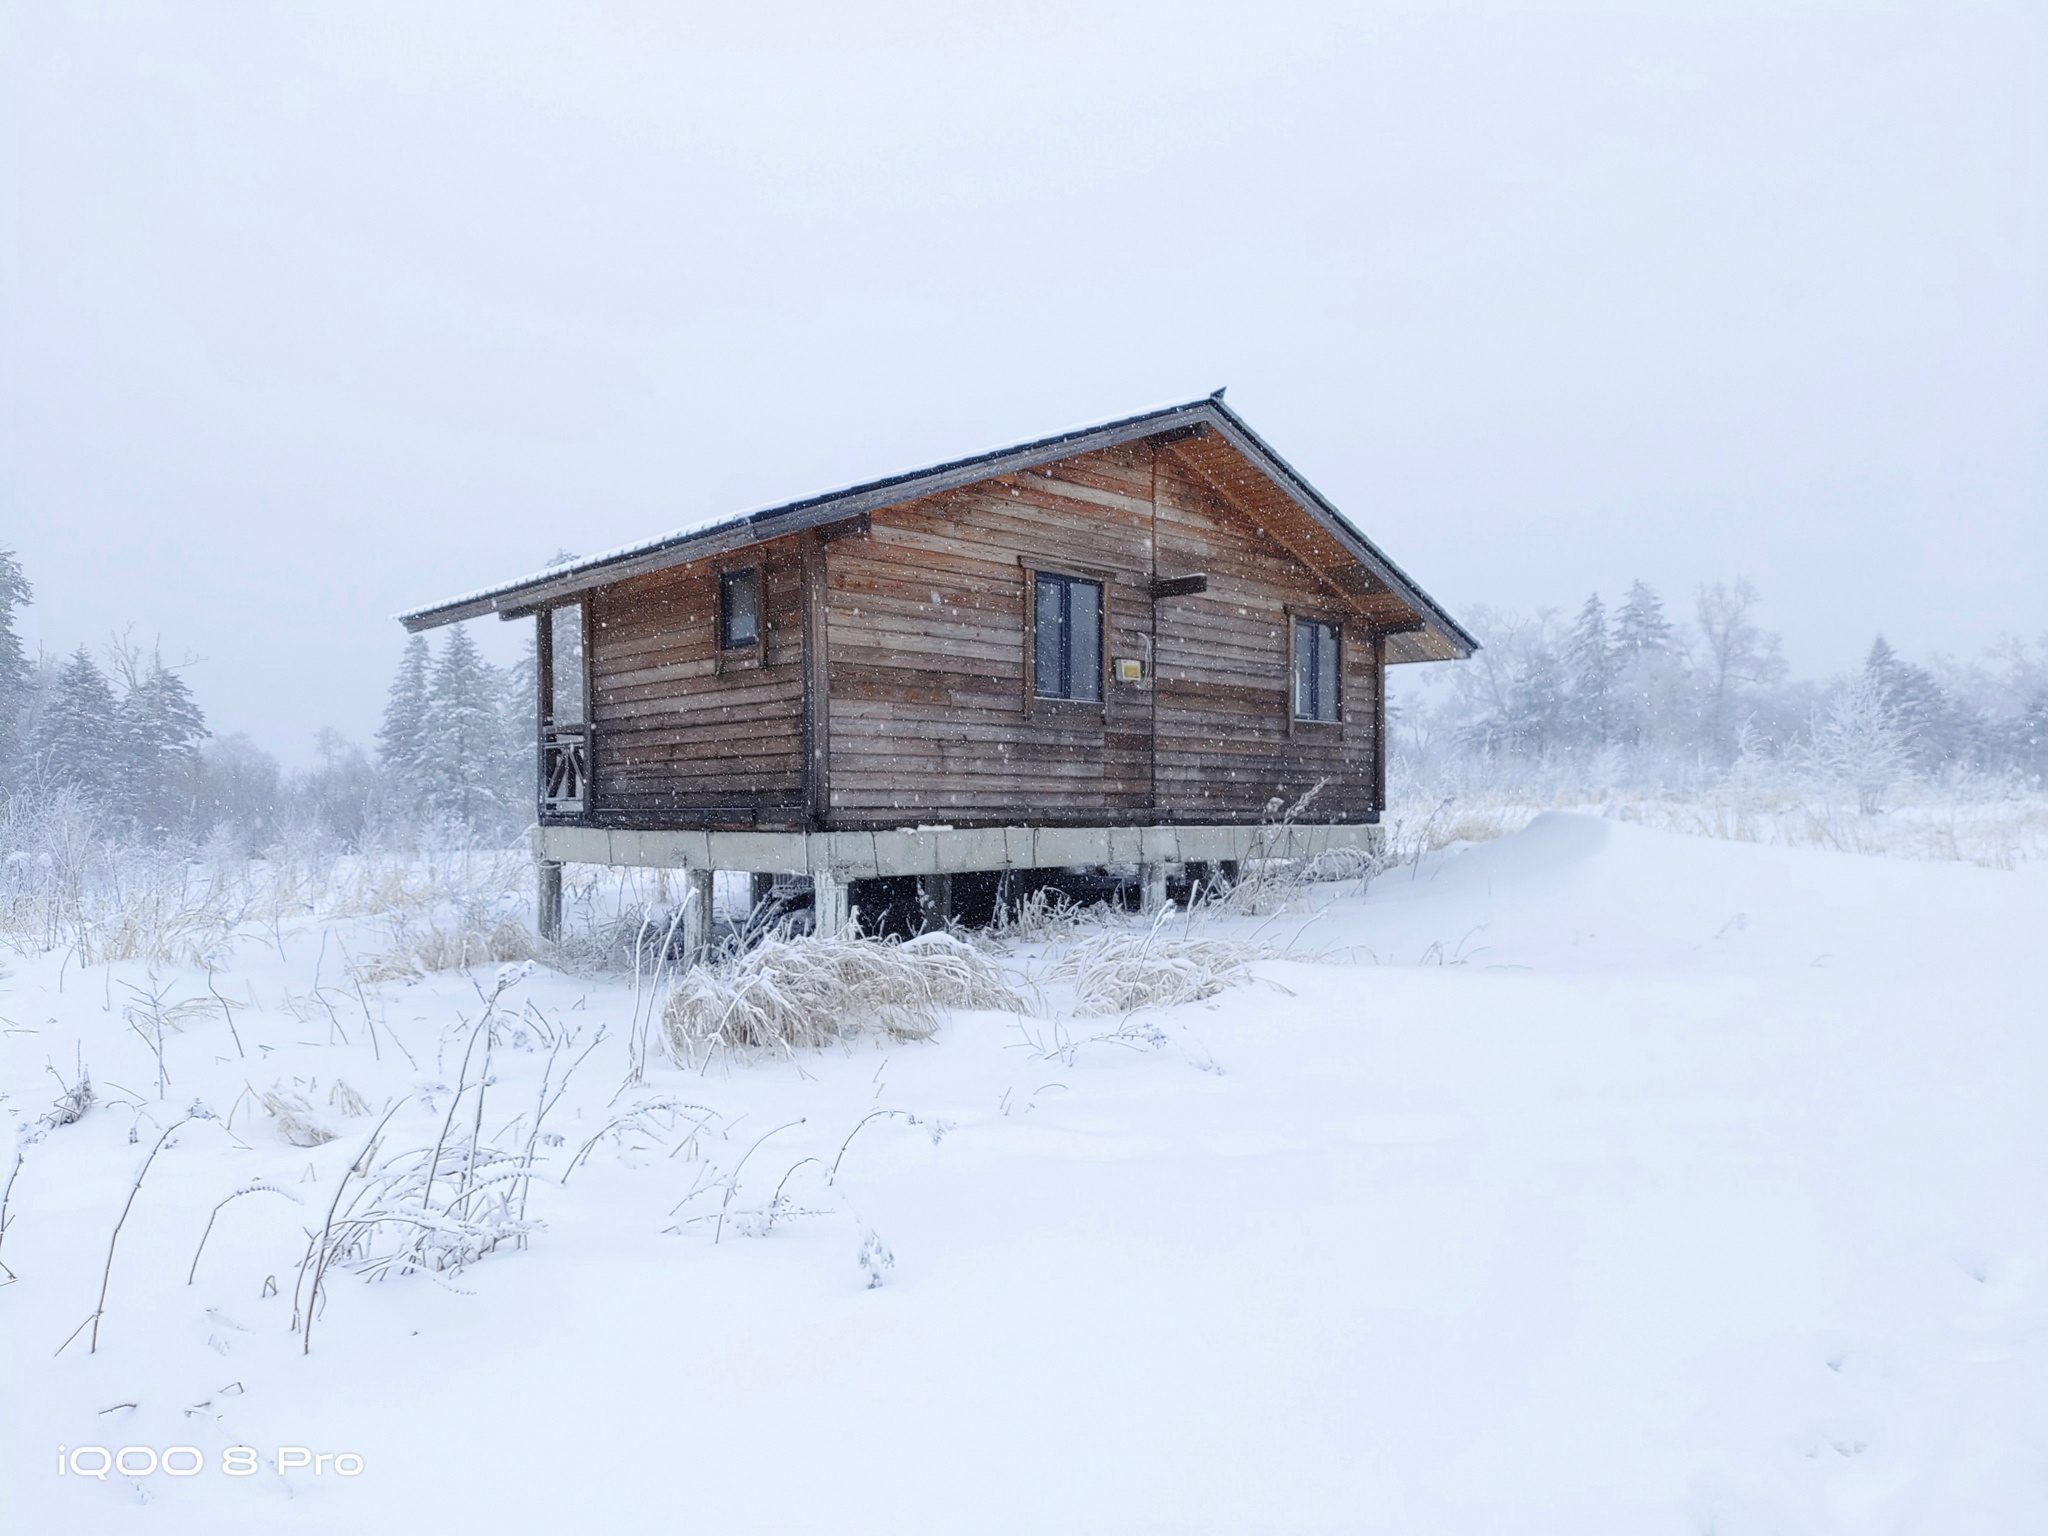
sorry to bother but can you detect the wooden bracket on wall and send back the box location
[818,512,872,543]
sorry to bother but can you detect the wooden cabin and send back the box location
[400,394,1475,938]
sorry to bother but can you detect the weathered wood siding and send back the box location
[1151,448,1381,823]
[585,533,809,828]
[565,442,1389,832]
[821,440,1383,829]
[823,443,1154,825]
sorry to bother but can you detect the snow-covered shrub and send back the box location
[661,929,1025,1064]
[1804,673,1915,814]
[1046,916,1276,1016]
[352,908,538,984]
[259,1087,338,1148]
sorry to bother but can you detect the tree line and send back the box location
[1396,577,2048,802]
[5,547,2045,856]
[0,547,531,851]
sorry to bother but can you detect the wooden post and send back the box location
[682,868,715,967]
[813,870,851,938]
[537,860,562,943]
[1139,863,1168,915]
[750,872,777,912]
[917,872,952,931]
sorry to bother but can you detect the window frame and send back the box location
[717,563,764,666]
[1287,608,1344,734]
[1020,560,1112,720]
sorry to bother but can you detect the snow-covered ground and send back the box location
[4,815,2044,1534]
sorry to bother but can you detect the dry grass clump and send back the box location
[259,1087,338,1148]
[1046,918,1278,1016]
[662,930,1025,1064]
[353,910,539,984]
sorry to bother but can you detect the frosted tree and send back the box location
[1612,581,1674,655]
[1695,580,1786,763]
[2016,690,2048,779]
[113,655,209,833]
[41,647,120,804]
[1564,593,1614,747]
[421,625,509,827]
[1609,581,1679,750]
[502,628,537,786]
[0,548,29,764]
[1863,636,1957,770]
[377,634,433,819]
[1806,672,1913,813]
[1504,641,1570,755]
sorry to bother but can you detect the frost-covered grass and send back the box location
[661,928,1026,1064]
[3,813,2045,1532]
[1386,782,2048,869]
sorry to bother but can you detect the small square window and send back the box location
[1033,572,1102,702]
[720,568,759,650]
[1294,618,1339,722]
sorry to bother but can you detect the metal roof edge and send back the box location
[1201,399,1479,659]
[396,396,1221,631]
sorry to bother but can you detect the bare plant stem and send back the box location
[206,969,245,1059]
[70,1116,196,1355]
[0,1151,23,1282]
[334,936,382,1062]
[187,1184,300,1286]
[421,1016,489,1215]
[296,1099,407,1356]
[828,1109,913,1186]
[716,1118,805,1243]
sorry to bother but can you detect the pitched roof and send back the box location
[397,394,1476,662]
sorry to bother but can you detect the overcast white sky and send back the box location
[3,1,2042,762]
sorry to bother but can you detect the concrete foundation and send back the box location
[534,821,1381,878]
[532,822,1383,937]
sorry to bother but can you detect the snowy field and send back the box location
[3,814,2044,1534]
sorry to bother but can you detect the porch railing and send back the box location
[542,723,589,816]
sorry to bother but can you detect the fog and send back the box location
[3,1,2040,763]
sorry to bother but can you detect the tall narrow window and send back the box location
[1294,618,1339,723]
[1033,572,1102,702]
[548,604,585,723]
[542,602,590,816]
[720,568,760,649]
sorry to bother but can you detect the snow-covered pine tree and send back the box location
[422,625,509,829]
[377,634,433,822]
[500,629,538,812]
[1564,593,1614,748]
[1504,641,1570,755]
[0,548,29,765]
[1863,636,1955,771]
[1612,581,1673,655]
[1609,581,1678,751]
[41,647,120,804]
[116,657,209,835]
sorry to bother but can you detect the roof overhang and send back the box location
[397,395,1477,662]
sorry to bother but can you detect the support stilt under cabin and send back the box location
[398,394,1476,947]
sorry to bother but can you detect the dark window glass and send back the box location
[1294,618,1339,722]
[720,568,759,649]
[1033,572,1103,702]
[548,604,585,723]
